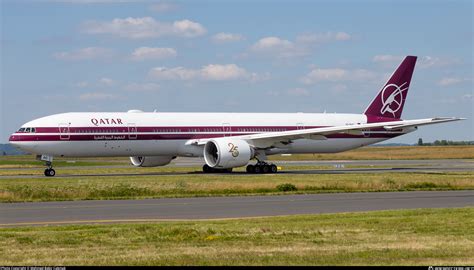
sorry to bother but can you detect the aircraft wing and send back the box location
[187,117,464,148]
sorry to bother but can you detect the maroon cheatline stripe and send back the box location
[15,125,402,134]
[9,132,402,142]
[23,125,314,133]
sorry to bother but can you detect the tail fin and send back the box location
[364,56,417,119]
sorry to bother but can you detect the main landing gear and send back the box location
[202,164,233,173]
[202,161,278,174]
[246,161,278,174]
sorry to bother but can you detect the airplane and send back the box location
[9,56,464,176]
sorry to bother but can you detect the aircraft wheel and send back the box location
[203,164,212,173]
[246,165,255,173]
[254,165,261,174]
[45,168,55,177]
[270,164,278,173]
[262,165,270,174]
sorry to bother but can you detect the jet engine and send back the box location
[130,156,175,167]
[204,138,254,169]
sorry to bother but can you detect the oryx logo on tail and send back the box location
[364,56,417,119]
[380,82,409,118]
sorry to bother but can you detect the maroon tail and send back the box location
[364,56,417,120]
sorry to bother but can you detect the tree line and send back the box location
[417,138,474,146]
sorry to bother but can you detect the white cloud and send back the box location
[130,47,177,61]
[201,64,248,80]
[301,68,377,84]
[99,77,115,86]
[437,77,469,86]
[149,2,177,13]
[250,32,351,60]
[81,17,206,39]
[373,55,461,69]
[53,47,113,61]
[123,82,160,92]
[172,20,206,37]
[372,55,404,64]
[418,56,460,69]
[149,67,200,80]
[296,31,351,44]
[251,36,294,51]
[250,36,304,59]
[79,92,118,101]
[287,88,310,96]
[212,32,245,43]
[149,64,261,81]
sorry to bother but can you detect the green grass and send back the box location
[1,207,473,265]
[1,171,472,202]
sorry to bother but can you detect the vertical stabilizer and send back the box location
[364,56,417,119]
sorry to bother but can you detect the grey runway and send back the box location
[1,191,473,227]
[0,159,472,179]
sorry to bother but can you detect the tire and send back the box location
[254,165,261,174]
[262,165,270,174]
[203,164,211,173]
[48,169,56,177]
[44,169,50,177]
[246,165,255,173]
[270,164,278,173]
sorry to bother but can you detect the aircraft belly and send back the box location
[22,140,182,157]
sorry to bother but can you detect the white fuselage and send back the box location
[9,112,409,158]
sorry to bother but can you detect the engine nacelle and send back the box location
[130,156,175,167]
[204,138,254,169]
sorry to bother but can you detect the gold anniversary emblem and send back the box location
[228,143,239,157]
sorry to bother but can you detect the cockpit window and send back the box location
[18,127,36,133]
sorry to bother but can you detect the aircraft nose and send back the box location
[9,134,19,145]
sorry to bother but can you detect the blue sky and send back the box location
[1,0,472,143]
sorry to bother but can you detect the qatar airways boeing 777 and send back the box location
[9,56,464,176]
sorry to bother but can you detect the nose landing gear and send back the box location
[37,155,56,177]
[44,163,56,177]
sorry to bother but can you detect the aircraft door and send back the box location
[128,124,138,140]
[223,123,231,137]
[59,123,70,140]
